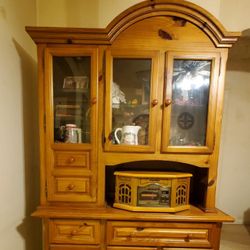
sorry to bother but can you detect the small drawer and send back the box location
[107,221,212,248]
[50,245,101,250]
[54,151,89,169]
[48,176,96,202]
[56,177,90,193]
[49,220,101,245]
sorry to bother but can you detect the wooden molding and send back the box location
[26,0,240,47]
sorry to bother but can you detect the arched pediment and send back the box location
[106,0,240,48]
[26,0,240,47]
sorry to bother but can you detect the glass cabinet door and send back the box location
[45,47,98,146]
[104,50,159,152]
[162,52,220,153]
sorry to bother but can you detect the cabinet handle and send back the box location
[68,157,75,163]
[151,99,158,106]
[185,234,190,242]
[71,229,78,235]
[164,98,172,106]
[67,184,75,190]
[91,97,97,105]
[136,227,144,231]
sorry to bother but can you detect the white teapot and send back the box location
[114,125,141,145]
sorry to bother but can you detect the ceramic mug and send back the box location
[64,124,82,143]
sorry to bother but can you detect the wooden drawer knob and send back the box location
[71,229,78,235]
[164,98,172,106]
[136,227,144,231]
[151,99,158,106]
[68,157,75,163]
[67,184,75,190]
[185,235,190,242]
[91,97,97,104]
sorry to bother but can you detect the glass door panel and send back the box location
[105,50,159,152]
[53,56,91,144]
[112,58,151,145]
[162,52,220,153]
[170,59,211,146]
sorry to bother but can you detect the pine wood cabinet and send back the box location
[26,1,240,250]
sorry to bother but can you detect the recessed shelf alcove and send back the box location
[105,160,208,209]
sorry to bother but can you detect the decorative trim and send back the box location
[26,0,240,47]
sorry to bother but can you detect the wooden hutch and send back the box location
[26,1,240,249]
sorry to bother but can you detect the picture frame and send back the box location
[63,76,89,91]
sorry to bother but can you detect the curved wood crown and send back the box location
[26,0,240,47]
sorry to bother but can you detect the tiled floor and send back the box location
[220,224,250,249]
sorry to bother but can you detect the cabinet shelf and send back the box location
[55,104,81,109]
[55,114,84,119]
[60,89,89,93]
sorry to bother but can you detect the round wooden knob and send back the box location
[91,97,97,105]
[164,99,172,106]
[185,235,190,242]
[69,157,75,163]
[151,99,158,106]
[67,184,75,190]
[71,229,78,235]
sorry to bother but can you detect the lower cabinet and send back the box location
[48,219,220,250]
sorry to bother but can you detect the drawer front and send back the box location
[54,151,90,169]
[49,220,101,245]
[48,176,96,202]
[107,248,212,250]
[50,245,101,250]
[56,177,90,193]
[107,221,212,248]
[107,247,159,250]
